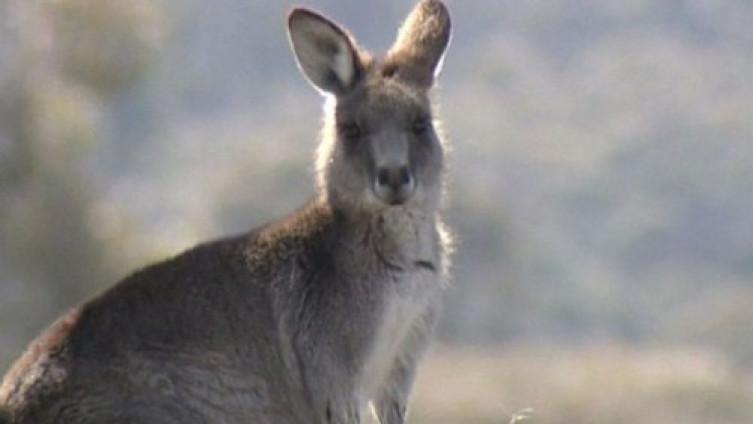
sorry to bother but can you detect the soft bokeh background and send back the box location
[2,0,753,422]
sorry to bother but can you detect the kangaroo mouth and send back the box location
[374,189,413,206]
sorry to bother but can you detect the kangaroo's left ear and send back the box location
[387,0,451,88]
[288,8,363,95]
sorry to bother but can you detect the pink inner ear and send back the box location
[288,7,369,95]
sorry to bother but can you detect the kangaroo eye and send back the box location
[412,117,430,136]
[339,121,362,141]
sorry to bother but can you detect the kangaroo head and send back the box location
[288,0,451,216]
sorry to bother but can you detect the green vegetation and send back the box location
[0,0,164,365]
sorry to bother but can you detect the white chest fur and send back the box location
[358,266,437,404]
[355,210,443,404]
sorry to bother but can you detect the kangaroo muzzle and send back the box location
[374,165,415,205]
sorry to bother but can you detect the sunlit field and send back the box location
[407,345,753,424]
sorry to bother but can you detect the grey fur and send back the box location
[0,1,452,423]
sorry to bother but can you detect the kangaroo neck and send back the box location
[328,201,441,273]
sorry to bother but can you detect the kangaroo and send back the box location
[0,1,452,423]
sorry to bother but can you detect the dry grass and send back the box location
[406,344,753,424]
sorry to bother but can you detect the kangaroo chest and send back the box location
[358,264,438,401]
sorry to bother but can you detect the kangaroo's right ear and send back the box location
[288,8,363,95]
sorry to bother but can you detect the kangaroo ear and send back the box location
[288,8,363,95]
[387,0,451,88]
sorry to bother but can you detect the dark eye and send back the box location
[412,116,431,136]
[339,121,362,141]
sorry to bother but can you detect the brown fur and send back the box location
[0,2,452,423]
[387,0,451,87]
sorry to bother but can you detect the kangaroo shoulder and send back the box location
[244,200,338,273]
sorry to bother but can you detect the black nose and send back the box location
[374,165,415,204]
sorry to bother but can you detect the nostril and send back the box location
[374,166,415,204]
[377,168,390,187]
[398,167,411,186]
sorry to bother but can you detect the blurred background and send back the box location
[2,0,753,422]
